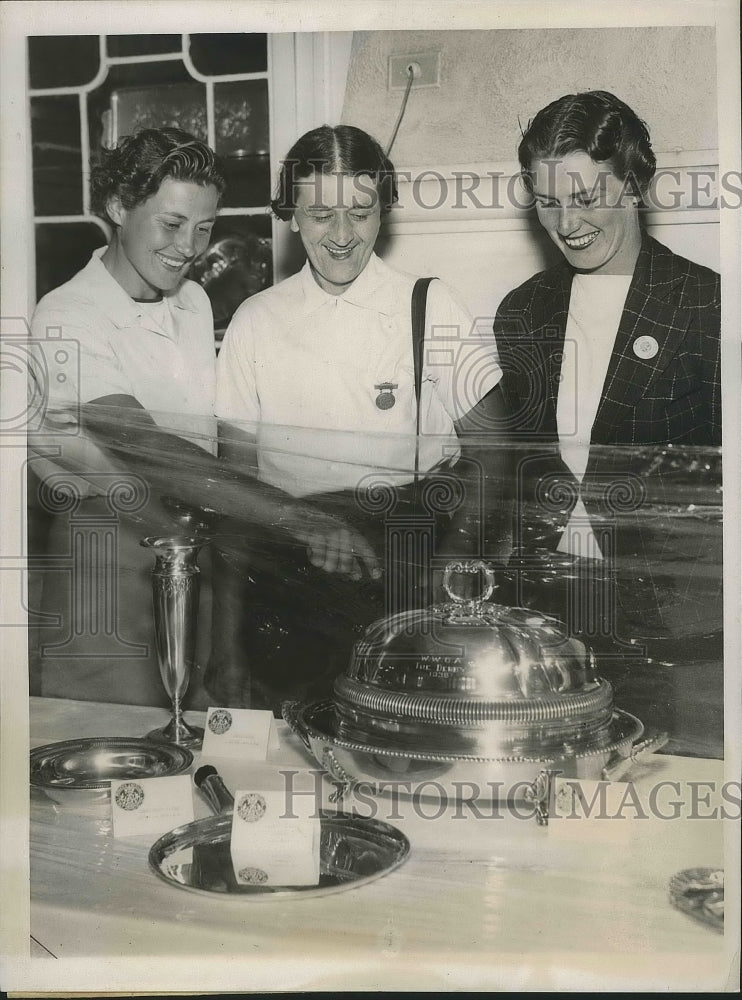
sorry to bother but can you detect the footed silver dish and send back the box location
[283,561,667,822]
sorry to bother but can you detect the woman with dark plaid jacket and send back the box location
[493,93,722,737]
[494,90,720,552]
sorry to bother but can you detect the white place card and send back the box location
[110,773,194,839]
[201,707,281,761]
[548,777,637,841]
[229,788,320,886]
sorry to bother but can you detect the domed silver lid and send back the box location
[334,561,614,756]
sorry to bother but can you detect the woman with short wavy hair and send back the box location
[495,90,720,555]
[493,90,721,655]
[29,127,378,706]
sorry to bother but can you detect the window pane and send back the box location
[107,35,182,58]
[35,222,107,301]
[28,36,100,90]
[112,82,207,142]
[189,34,267,75]
[86,62,203,156]
[31,96,83,216]
[215,79,270,208]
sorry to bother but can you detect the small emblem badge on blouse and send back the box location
[374,382,398,410]
[632,335,659,360]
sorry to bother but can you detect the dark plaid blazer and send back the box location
[493,234,722,642]
[494,232,721,452]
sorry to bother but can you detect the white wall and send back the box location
[339,26,719,318]
[342,27,717,166]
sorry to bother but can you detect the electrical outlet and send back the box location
[388,52,441,90]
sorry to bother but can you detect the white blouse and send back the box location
[556,272,632,560]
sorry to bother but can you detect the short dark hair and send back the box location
[90,127,227,223]
[518,91,656,198]
[271,124,398,221]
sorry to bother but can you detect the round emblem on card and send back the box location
[208,708,233,734]
[237,792,267,823]
[115,781,145,811]
[238,866,269,885]
[632,335,659,359]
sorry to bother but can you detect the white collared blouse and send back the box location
[216,253,502,497]
[32,247,217,459]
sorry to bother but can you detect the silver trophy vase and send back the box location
[141,535,209,748]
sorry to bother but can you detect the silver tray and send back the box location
[30,737,194,804]
[149,811,410,900]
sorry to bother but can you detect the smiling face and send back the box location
[291,171,381,295]
[103,177,219,300]
[531,150,642,275]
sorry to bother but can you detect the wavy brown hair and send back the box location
[91,127,226,223]
[518,91,656,199]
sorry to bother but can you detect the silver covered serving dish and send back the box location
[284,561,667,821]
[30,737,194,805]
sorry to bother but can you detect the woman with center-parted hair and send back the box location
[34,127,226,448]
[208,124,513,712]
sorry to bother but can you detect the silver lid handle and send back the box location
[442,560,495,605]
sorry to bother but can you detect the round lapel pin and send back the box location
[632,335,659,360]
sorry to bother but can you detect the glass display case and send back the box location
[27,393,725,760]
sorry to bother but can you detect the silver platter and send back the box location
[30,737,194,804]
[149,811,410,899]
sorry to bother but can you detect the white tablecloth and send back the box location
[23,697,737,993]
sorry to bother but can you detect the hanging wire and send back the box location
[385,65,415,156]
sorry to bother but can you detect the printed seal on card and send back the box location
[208,708,233,735]
[238,866,269,885]
[237,792,267,823]
[115,781,145,811]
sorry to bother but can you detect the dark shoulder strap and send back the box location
[411,277,436,404]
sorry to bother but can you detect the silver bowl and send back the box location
[30,737,194,806]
